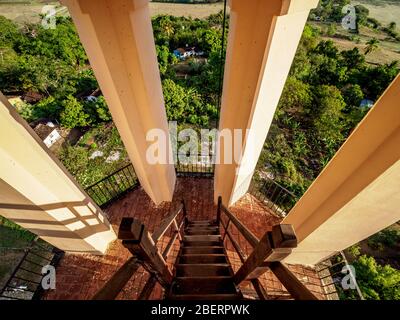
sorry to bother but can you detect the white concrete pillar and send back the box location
[0,94,116,254]
[214,0,319,206]
[284,75,400,265]
[62,0,176,204]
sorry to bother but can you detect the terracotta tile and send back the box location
[44,177,327,300]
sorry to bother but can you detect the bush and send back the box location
[60,95,90,128]
[368,229,400,250]
[353,255,400,300]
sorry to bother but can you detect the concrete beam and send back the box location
[0,94,116,254]
[62,0,176,204]
[214,0,318,206]
[284,75,400,265]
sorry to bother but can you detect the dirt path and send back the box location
[150,2,227,18]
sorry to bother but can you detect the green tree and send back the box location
[364,38,380,55]
[17,17,87,66]
[60,95,90,128]
[156,44,170,76]
[86,96,112,122]
[312,85,346,157]
[355,5,369,27]
[0,16,23,47]
[354,255,400,300]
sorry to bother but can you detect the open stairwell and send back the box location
[168,220,242,300]
[93,198,318,301]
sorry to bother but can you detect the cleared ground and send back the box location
[0,1,226,23]
[352,0,400,30]
[150,2,227,18]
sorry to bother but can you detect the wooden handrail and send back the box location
[152,201,185,243]
[268,262,318,300]
[119,218,173,287]
[224,228,268,300]
[217,196,318,301]
[233,224,296,284]
[92,257,141,300]
[220,202,259,248]
[92,200,187,300]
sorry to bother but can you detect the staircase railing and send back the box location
[217,196,318,300]
[316,251,364,300]
[175,152,215,177]
[0,238,64,300]
[85,163,139,208]
[92,201,187,300]
[249,172,298,218]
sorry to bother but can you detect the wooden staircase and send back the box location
[93,199,318,301]
[168,220,242,300]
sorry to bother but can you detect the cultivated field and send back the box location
[352,0,400,30]
[150,1,227,18]
[0,1,226,23]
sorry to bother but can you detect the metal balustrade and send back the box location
[0,238,64,300]
[316,251,364,300]
[249,173,298,217]
[85,163,139,207]
[175,153,215,177]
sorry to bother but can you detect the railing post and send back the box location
[217,196,222,225]
[182,199,188,227]
[118,218,173,288]
[233,224,297,284]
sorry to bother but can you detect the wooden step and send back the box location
[185,229,219,235]
[176,264,231,277]
[179,254,227,264]
[186,225,219,230]
[169,293,242,300]
[184,235,221,242]
[183,240,222,247]
[189,220,215,224]
[187,221,217,227]
[182,246,224,254]
[171,277,237,295]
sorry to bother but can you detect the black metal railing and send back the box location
[175,153,215,177]
[249,173,298,217]
[85,163,139,207]
[0,238,64,300]
[316,251,364,300]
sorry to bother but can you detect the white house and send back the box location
[33,123,62,148]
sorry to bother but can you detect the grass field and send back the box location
[0,1,226,23]
[352,0,400,30]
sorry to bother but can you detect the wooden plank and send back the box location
[172,218,182,241]
[250,279,268,300]
[152,203,183,243]
[92,257,140,300]
[221,205,259,248]
[233,225,295,285]
[138,275,158,300]
[225,228,247,263]
[119,218,173,288]
[268,262,318,300]
[162,230,179,260]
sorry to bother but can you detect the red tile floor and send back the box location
[44,177,326,300]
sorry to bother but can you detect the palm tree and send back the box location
[364,38,380,55]
[160,18,174,38]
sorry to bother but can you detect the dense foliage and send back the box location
[258,24,399,195]
[152,13,226,127]
[353,255,400,300]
